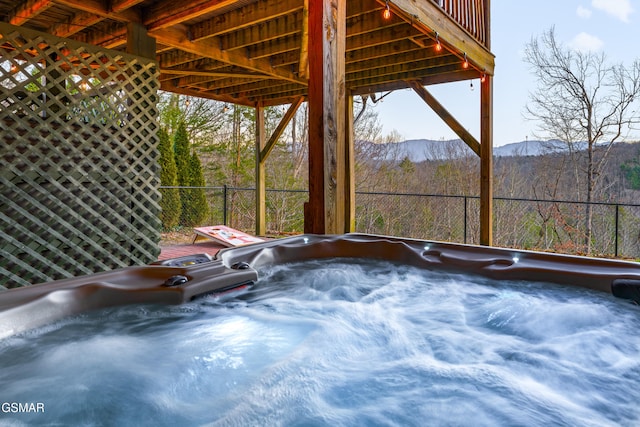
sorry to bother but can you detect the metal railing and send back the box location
[161,186,640,259]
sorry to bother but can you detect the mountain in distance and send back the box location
[374,138,570,162]
[493,139,568,157]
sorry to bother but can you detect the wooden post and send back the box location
[306,0,346,234]
[345,92,355,232]
[255,98,301,236]
[126,22,156,59]
[255,104,266,236]
[480,75,493,246]
[480,0,493,246]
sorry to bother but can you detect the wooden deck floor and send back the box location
[158,241,227,261]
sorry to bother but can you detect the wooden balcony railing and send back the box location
[434,0,487,46]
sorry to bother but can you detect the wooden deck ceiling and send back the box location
[1,0,495,107]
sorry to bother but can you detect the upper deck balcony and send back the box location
[0,0,494,107]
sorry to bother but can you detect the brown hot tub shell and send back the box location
[1,233,639,339]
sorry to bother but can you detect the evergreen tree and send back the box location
[173,121,190,187]
[158,127,181,229]
[184,150,210,226]
[172,121,209,226]
[173,121,192,225]
[622,160,640,190]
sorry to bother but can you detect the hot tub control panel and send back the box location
[152,253,214,267]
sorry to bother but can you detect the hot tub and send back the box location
[2,233,640,425]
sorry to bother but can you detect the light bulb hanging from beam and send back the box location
[383,1,391,20]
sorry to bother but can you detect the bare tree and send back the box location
[524,27,640,254]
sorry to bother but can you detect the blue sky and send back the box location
[374,0,639,146]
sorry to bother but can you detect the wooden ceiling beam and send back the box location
[55,0,141,23]
[144,0,236,31]
[196,78,262,93]
[73,23,127,47]
[251,87,307,104]
[111,0,146,13]
[188,0,302,41]
[201,76,270,91]
[251,84,305,99]
[169,71,267,89]
[347,41,427,65]
[257,94,307,107]
[161,57,221,72]
[248,35,298,60]
[346,23,420,52]
[161,69,269,80]
[269,50,299,68]
[157,51,201,68]
[49,11,103,38]
[9,0,53,26]
[346,10,406,37]
[220,11,301,51]
[348,57,462,82]
[349,64,478,91]
[160,80,256,107]
[209,78,293,95]
[151,26,306,85]
[347,50,454,74]
[346,0,380,18]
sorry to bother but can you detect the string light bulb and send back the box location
[480,73,487,83]
[382,1,391,20]
[10,63,18,73]
[462,53,469,69]
[434,33,442,52]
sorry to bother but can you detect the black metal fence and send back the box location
[161,186,640,259]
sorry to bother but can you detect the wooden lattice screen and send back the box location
[0,23,160,289]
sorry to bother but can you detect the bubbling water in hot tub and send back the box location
[2,258,640,426]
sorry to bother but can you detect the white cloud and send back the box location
[591,0,634,22]
[568,32,605,52]
[577,5,592,18]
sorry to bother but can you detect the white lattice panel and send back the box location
[0,23,160,288]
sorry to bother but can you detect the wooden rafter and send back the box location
[220,12,302,51]
[160,69,269,79]
[49,11,103,38]
[144,0,237,31]
[9,0,53,26]
[185,0,302,40]
[151,26,306,86]
[111,0,146,13]
[55,0,140,23]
